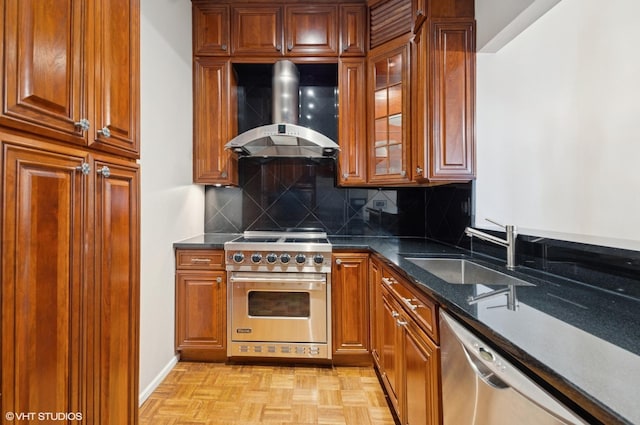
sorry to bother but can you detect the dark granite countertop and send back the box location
[174,234,640,424]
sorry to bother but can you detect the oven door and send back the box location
[229,272,328,343]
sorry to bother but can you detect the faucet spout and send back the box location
[465,220,517,270]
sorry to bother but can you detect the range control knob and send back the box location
[266,253,278,264]
[251,253,262,263]
[280,253,291,264]
[313,254,324,265]
[232,252,245,263]
[295,253,306,264]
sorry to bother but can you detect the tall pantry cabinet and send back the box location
[0,1,140,424]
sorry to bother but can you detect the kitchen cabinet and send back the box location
[0,0,140,159]
[337,58,367,185]
[367,37,412,185]
[1,131,140,425]
[340,4,367,56]
[231,5,339,57]
[411,19,475,183]
[192,2,230,56]
[175,249,227,361]
[331,252,371,365]
[232,6,283,56]
[373,256,440,425]
[192,58,238,185]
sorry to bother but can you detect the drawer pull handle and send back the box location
[191,258,212,263]
[402,297,418,311]
[396,319,408,327]
[382,277,394,286]
[392,311,400,318]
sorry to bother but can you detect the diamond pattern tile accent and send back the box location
[205,159,472,240]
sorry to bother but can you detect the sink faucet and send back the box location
[465,219,517,270]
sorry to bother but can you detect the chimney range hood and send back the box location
[225,60,340,158]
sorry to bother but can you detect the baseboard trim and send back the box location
[138,354,180,406]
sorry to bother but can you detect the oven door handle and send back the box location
[229,274,327,284]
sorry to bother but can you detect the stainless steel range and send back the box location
[224,229,332,359]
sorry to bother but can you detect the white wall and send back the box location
[475,0,640,251]
[139,0,204,401]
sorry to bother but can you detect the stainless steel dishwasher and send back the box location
[440,311,587,425]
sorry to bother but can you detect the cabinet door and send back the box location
[429,19,475,181]
[340,4,366,56]
[193,3,230,56]
[332,253,370,364]
[413,19,475,183]
[1,0,86,145]
[369,258,383,368]
[368,39,411,185]
[1,137,87,420]
[285,5,338,56]
[337,58,367,186]
[176,270,227,361]
[403,321,441,425]
[232,6,283,56]
[193,58,238,185]
[380,289,402,415]
[87,0,140,158]
[93,157,140,425]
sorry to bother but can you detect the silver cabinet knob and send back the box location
[335,258,342,265]
[76,163,90,175]
[97,166,111,178]
[97,127,111,138]
[216,276,222,283]
[416,166,423,174]
[221,44,227,51]
[74,119,90,131]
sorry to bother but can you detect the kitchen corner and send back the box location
[175,232,640,424]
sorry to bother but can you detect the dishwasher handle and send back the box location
[461,344,510,389]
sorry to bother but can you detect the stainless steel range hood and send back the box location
[225,60,339,158]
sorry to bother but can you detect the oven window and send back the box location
[248,291,310,317]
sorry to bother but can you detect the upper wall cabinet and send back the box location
[232,6,283,56]
[193,3,365,59]
[0,0,140,159]
[411,19,476,183]
[193,3,230,55]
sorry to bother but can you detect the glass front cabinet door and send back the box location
[368,39,411,185]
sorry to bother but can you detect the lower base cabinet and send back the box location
[332,252,371,365]
[175,249,227,361]
[372,256,441,425]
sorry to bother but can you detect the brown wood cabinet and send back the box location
[232,6,283,56]
[193,2,230,56]
[331,252,371,365]
[337,58,367,185]
[285,5,338,56]
[0,0,140,159]
[175,249,227,361]
[192,58,238,184]
[372,255,441,425]
[340,4,367,56]
[411,19,475,183]
[367,36,412,185]
[1,131,140,425]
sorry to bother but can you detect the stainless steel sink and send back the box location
[406,258,534,286]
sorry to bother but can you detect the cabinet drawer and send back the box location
[382,267,438,343]
[176,249,225,270]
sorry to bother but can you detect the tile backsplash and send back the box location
[205,157,472,244]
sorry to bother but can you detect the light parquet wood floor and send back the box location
[139,362,397,425]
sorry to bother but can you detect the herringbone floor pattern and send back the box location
[139,362,396,425]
